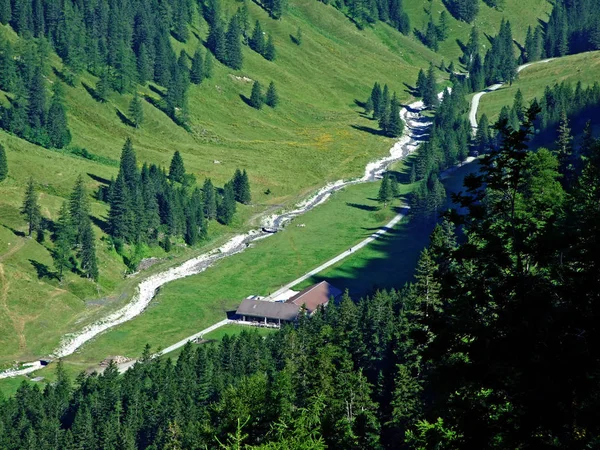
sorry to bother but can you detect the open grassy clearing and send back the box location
[477,51,600,122]
[404,0,551,65]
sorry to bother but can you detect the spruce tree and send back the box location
[0,0,10,25]
[119,138,139,191]
[204,52,214,79]
[415,70,427,97]
[423,63,439,109]
[437,11,449,41]
[190,49,204,84]
[0,143,7,182]
[96,70,110,102]
[208,19,227,64]
[203,178,217,220]
[69,175,90,247]
[108,174,129,240]
[46,83,71,148]
[217,182,236,225]
[265,81,279,108]
[80,219,98,281]
[21,177,41,236]
[129,92,144,128]
[185,207,199,246]
[264,34,276,61]
[225,15,243,70]
[233,169,251,204]
[387,93,403,137]
[391,176,400,198]
[377,174,393,207]
[249,20,265,55]
[371,82,383,119]
[28,66,47,130]
[556,111,575,188]
[53,202,74,281]
[169,151,186,183]
[475,113,491,152]
[250,81,263,109]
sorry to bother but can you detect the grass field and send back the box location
[0,0,553,374]
[477,51,600,122]
[297,160,480,297]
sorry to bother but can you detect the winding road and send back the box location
[469,58,554,133]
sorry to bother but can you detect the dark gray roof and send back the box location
[236,298,299,321]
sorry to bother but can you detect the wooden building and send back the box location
[235,281,342,326]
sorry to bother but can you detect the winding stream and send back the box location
[0,95,436,379]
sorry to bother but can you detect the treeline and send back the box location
[364,82,403,137]
[418,10,450,51]
[103,139,251,251]
[0,38,71,148]
[317,0,410,33]
[2,121,599,448]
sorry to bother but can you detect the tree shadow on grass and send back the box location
[354,99,366,109]
[4,225,25,238]
[351,124,385,136]
[403,82,419,96]
[30,259,59,281]
[290,34,301,45]
[90,215,110,235]
[239,94,255,108]
[346,202,379,212]
[87,173,111,185]
[52,67,75,87]
[149,84,166,97]
[116,108,135,127]
[82,82,105,103]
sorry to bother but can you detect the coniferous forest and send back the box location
[1,0,600,448]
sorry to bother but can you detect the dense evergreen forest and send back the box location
[1,114,599,448]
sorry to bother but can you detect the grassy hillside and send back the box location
[477,51,600,122]
[0,0,552,369]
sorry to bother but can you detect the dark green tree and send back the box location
[226,15,243,70]
[387,93,403,137]
[96,70,111,103]
[46,82,71,149]
[169,151,186,183]
[53,202,74,281]
[0,143,7,182]
[249,20,265,55]
[208,19,227,64]
[250,81,263,109]
[377,173,393,207]
[204,52,214,79]
[233,169,251,204]
[264,34,276,61]
[190,49,204,84]
[80,219,98,281]
[265,81,279,108]
[217,182,236,225]
[21,177,41,236]
[69,175,90,247]
[203,178,217,220]
[0,0,10,25]
[129,92,144,128]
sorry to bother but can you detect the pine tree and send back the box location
[169,151,186,183]
[226,15,243,70]
[208,19,227,64]
[190,49,204,84]
[377,174,393,207]
[249,20,265,55]
[415,70,427,97]
[423,63,438,109]
[264,34,276,61]
[556,111,575,188]
[0,40,17,91]
[204,52,214,79]
[108,174,129,240]
[233,169,251,204]
[96,70,111,102]
[437,11,449,41]
[129,92,144,128]
[265,81,279,108]
[0,0,10,25]
[387,93,403,137]
[69,175,90,246]
[250,81,263,109]
[28,66,47,130]
[425,17,439,51]
[217,182,236,225]
[53,202,74,281]
[46,82,71,148]
[79,219,98,281]
[137,44,153,85]
[391,176,400,198]
[475,113,491,152]
[21,177,41,236]
[0,143,7,182]
[371,82,383,119]
[203,178,217,220]
[119,138,139,191]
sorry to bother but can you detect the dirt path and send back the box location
[0,238,25,263]
[469,59,554,133]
